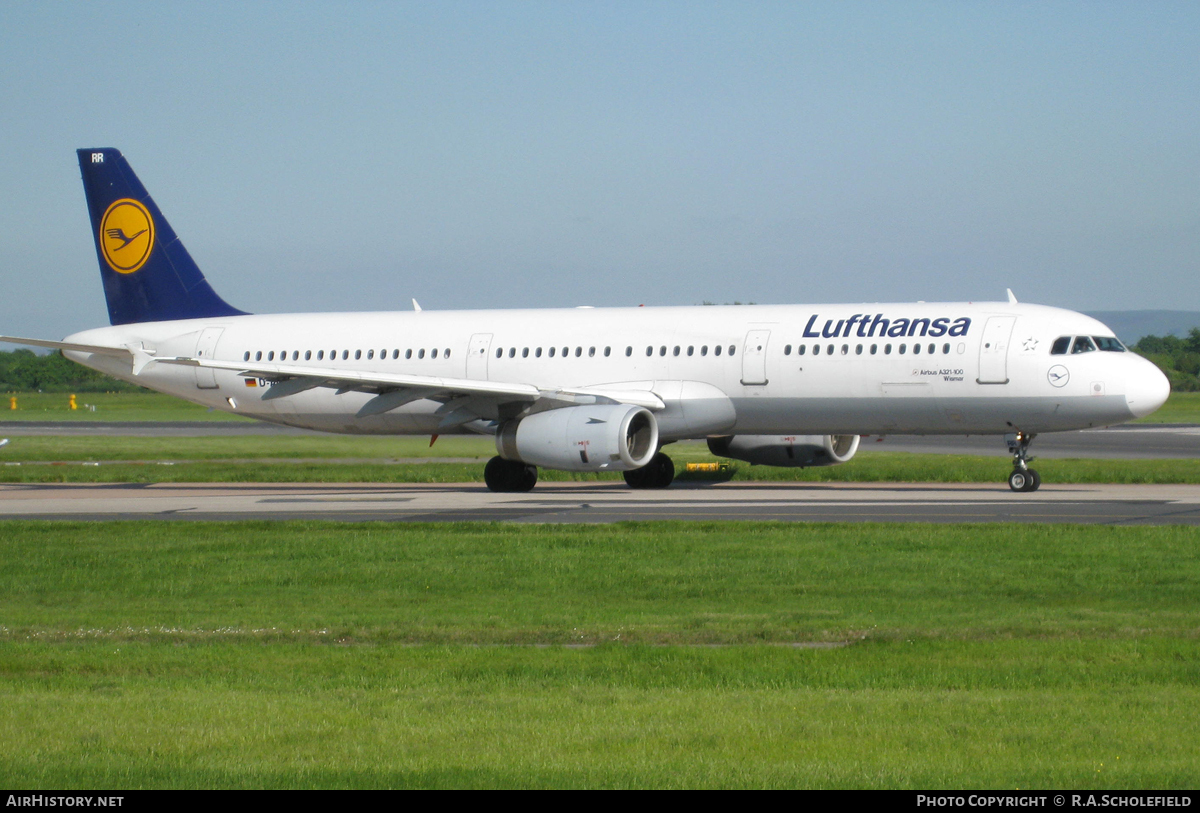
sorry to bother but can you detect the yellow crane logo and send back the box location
[99,198,155,274]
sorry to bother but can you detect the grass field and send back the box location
[4,389,1200,423]
[3,433,1200,484]
[0,390,250,422]
[1,521,1198,788]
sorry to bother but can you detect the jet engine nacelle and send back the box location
[707,434,860,467]
[497,404,659,472]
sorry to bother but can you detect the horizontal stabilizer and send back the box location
[0,335,132,356]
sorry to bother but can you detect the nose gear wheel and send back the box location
[1005,431,1040,492]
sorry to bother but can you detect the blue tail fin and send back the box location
[77,148,246,325]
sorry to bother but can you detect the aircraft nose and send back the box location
[1126,357,1170,419]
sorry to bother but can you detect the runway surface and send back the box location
[5,481,1200,524]
[3,421,1200,458]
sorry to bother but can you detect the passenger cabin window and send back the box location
[798,345,806,356]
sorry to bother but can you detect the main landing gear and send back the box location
[623,452,675,490]
[484,456,538,493]
[1006,431,1040,492]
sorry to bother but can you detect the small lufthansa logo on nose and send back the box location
[1048,365,1070,388]
[100,198,155,274]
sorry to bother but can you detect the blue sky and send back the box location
[2,1,1198,340]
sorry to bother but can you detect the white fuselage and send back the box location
[63,300,1170,438]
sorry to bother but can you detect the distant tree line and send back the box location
[0,349,143,393]
[1133,329,1200,392]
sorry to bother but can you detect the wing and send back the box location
[0,336,664,428]
[163,356,665,425]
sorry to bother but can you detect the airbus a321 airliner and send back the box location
[1,149,1171,492]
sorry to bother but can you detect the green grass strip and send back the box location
[1,639,1197,788]
[2,521,1198,642]
[1,521,1198,788]
[4,452,1200,483]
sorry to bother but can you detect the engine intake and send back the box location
[497,404,659,472]
[707,434,860,467]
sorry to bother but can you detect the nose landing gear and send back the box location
[1006,431,1040,492]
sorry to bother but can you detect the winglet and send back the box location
[1006,288,1018,305]
[412,299,423,312]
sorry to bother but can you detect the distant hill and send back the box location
[1085,311,1200,344]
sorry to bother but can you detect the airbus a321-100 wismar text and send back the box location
[1,149,1171,492]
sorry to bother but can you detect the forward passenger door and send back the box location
[977,316,1016,384]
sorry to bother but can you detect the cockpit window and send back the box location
[1093,336,1126,352]
[1071,336,1097,354]
[1050,337,1071,355]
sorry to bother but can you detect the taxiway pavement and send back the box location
[5,481,1200,524]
